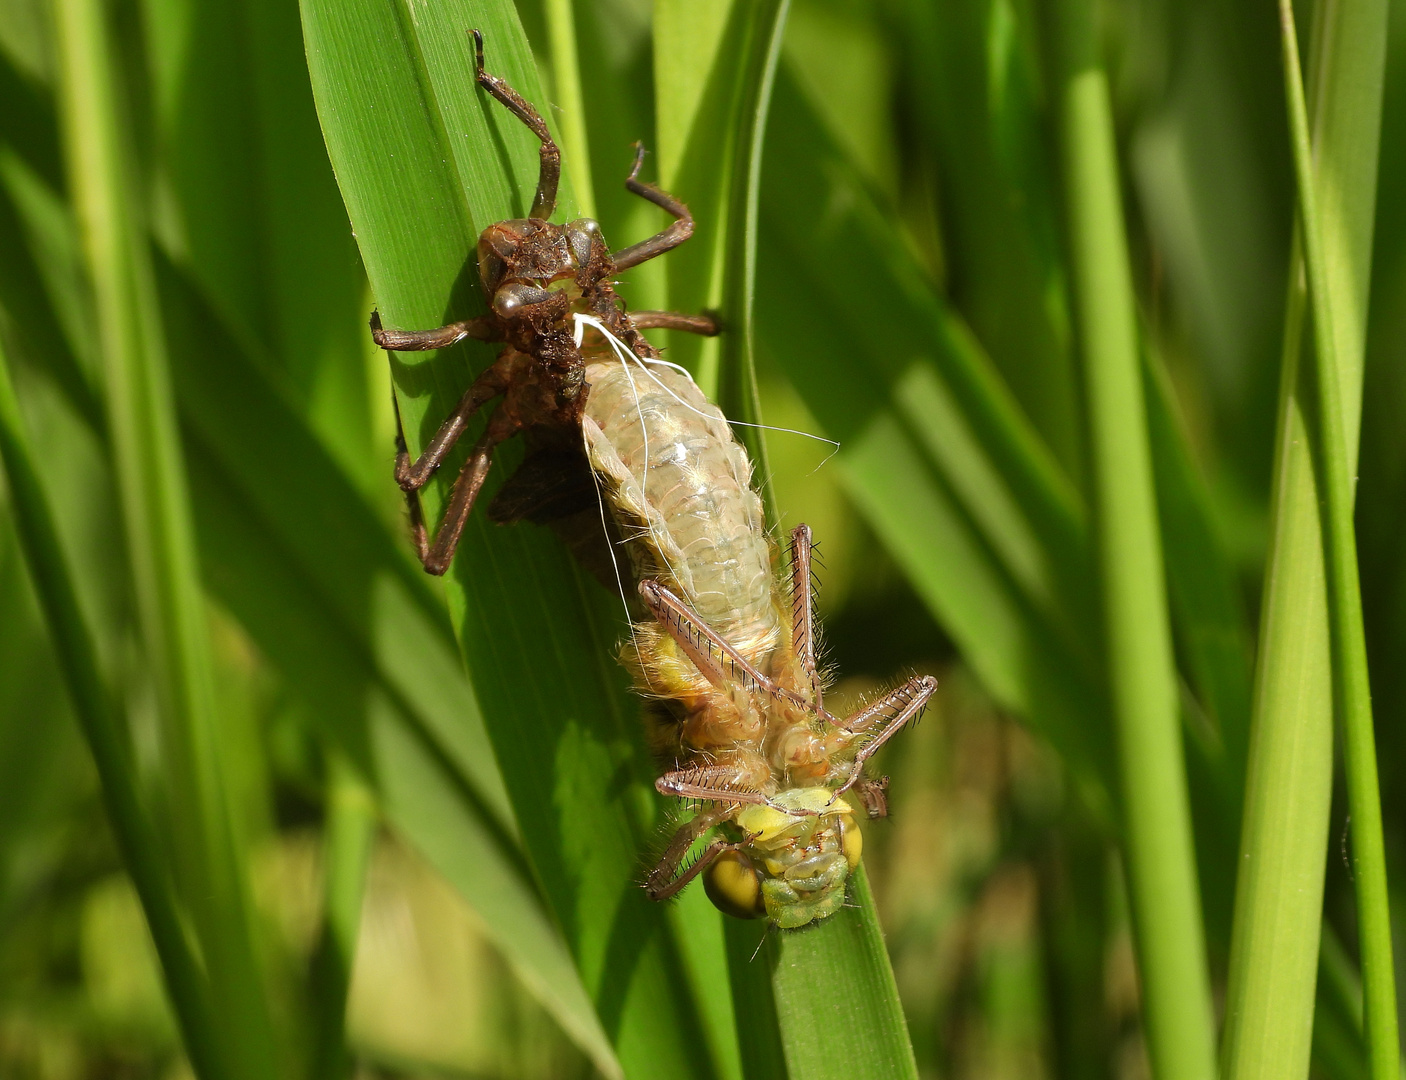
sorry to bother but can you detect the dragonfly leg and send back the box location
[612,145,696,271]
[832,675,937,797]
[388,356,520,576]
[390,352,514,493]
[371,308,499,351]
[852,775,890,819]
[638,580,800,706]
[412,411,521,575]
[647,808,738,902]
[789,524,823,711]
[628,310,721,337]
[471,29,560,220]
[655,763,771,805]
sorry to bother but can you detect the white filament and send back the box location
[571,313,841,459]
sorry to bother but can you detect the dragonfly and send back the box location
[372,32,935,928]
[578,349,935,928]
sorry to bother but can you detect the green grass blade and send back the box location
[1,125,623,1074]
[541,0,595,218]
[157,257,625,1080]
[756,70,1115,800]
[1221,249,1335,1079]
[49,1,279,1075]
[0,326,225,1080]
[300,3,733,1076]
[1049,1,1217,1077]
[770,870,917,1079]
[891,0,1082,475]
[1143,350,1254,945]
[1222,0,1393,1072]
[1278,6,1397,1075]
[306,751,375,1080]
[713,0,788,508]
[655,8,921,1075]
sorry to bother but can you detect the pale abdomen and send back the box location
[581,360,779,659]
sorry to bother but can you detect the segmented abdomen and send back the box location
[582,360,779,657]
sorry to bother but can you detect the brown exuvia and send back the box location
[371,29,717,576]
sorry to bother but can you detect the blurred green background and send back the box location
[0,0,1402,1076]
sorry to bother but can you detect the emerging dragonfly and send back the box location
[580,354,936,927]
[372,32,935,928]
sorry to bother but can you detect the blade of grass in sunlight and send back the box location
[542,0,595,218]
[1221,252,1336,1080]
[1143,351,1254,946]
[655,5,919,1076]
[161,251,626,1080]
[300,2,735,1076]
[1222,0,1392,1073]
[713,0,788,510]
[49,1,279,1076]
[1279,5,1398,1075]
[0,328,225,1080]
[1049,1,1218,1078]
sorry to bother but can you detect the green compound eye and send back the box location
[704,850,766,920]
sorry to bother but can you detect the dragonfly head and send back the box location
[703,788,863,929]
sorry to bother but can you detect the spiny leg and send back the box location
[612,144,696,271]
[629,310,721,336]
[654,764,770,806]
[370,309,499,351]
[637,579,805,709]
[832,675,937,799]
[646,808,736,902]
[789,524,823,711]
[471,29,560,220]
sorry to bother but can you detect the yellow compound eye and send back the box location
[704,850,766,920]
[839,816,863,870]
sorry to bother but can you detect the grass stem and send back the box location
[1049,0,1217,1075]
[0,335,228,1080]
[1278,7,1399,1076]
[50,0,279,1073]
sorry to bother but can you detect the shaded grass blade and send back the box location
[891,0,1082,475]
[756,70,1115,802]
[306,751,375,1080]
[49,0,279,1074]
[1223,0,1393,1071]
[0,131,623,1075]
[1048,0,1217,1076]
[1278,5,1397,1075]
[0,325,224,1080]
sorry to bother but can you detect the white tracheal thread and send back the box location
[571,313,840,466]
[573,313,777,649]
